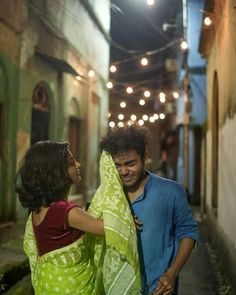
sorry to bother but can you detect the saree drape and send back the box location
[24,151,141,295]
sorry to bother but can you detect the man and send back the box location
[100,125,199,295]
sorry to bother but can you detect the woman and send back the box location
[16,141,103,294]
[16,141,141,295]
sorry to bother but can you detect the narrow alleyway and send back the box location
[0,208,234,294]
[179,209,233,295]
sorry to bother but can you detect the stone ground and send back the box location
[0,208,234,294]
[179,210,233,295]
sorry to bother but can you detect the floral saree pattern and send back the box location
[24,151,141,295]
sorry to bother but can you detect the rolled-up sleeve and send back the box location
[174,185,199,242]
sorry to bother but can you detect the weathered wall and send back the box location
[204,0,236,289]
[0,0,110,221]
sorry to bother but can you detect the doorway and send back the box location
[31,82,51,145]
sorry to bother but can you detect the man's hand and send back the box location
[152,272,176,295]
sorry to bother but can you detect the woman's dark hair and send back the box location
[100,125,149,159]
[15,141,72,212]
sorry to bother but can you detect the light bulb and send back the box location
[153,113,159,120]
[88,70,95,77]
[139,99,145,106]
[142,114,149,121]
[131,114,137,121]
[118,114,124,120]
[107,81,113,89]
[173,91,179,99]
[138,119,144,126]
[144,90,151,98]
[147,0,154,6]
[126,86,133,94]
[120,101,126,108]
[204,16,212,26]
[141,57,148,66]
[181,40,188,50]
[110,65,117,73]
[109,121,115,128]
[118,121,124,127]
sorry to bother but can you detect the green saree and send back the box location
[24,151,141,295]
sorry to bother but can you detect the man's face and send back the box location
[113,150,146,189]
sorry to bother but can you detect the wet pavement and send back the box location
[179,214,233,295]
[0,209,234,294]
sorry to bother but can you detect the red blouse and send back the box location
[32,200,84,256]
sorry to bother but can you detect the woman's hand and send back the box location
[133,215,143,231]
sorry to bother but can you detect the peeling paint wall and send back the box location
[0,0,110,221]
[218,117,236,245]
[203,0,236,288]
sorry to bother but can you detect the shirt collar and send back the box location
[132,170,152,204]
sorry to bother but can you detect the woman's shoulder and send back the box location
[51,199,78,212]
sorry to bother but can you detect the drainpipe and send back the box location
[182,0,190,194]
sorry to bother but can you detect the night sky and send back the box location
[107,0,184,133]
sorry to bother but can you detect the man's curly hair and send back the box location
[100,125,149,159]
[15,141,72,212]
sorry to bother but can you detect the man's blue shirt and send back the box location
[130,172,199,295]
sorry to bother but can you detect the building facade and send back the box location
[0,0,110,222]
[199,0,236,290]
[176,0,206,204]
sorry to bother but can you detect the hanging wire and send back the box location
[111,3,168,44]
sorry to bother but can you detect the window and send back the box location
[31,83,51,145]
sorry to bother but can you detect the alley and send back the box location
[0,209,233,295]
[1,0,236,294]
[179,213,233,295]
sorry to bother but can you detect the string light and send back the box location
[118,121,124,127]
[109,113,166,128]
[118,114,124,120]
[142,114,149,121]
[107,81,113,89]
[181,40,188,50]
[138,119,144,126]
[173,91,179,99]
[160,97,166,103]
[159,92,166,103]
[146,0,155,6]
[108,112,167,127]
[88,70,95,77]
[76,75,81,81]
[131,114,137,121]
[141,57,149,66]
[159,113,165,119]
[153,113,159,120]
[139,99,146,106]
[110,65,117,73]
[120,101,127,108]
[144,90,151,98]
[204,16,212,26]
[126,86,133,94]
[109,121,115,128]
[127,120,134,126]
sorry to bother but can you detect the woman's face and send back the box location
[67,151,81,184]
